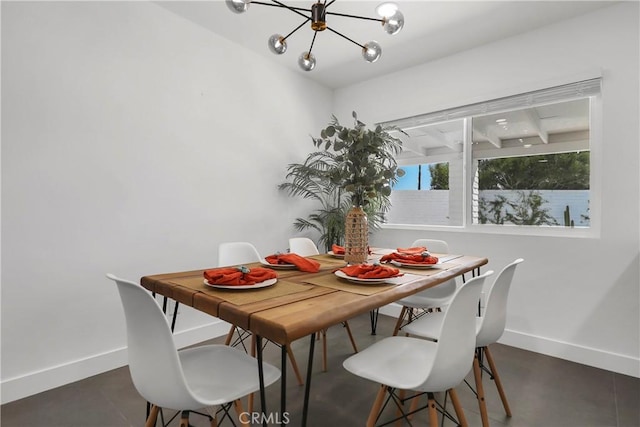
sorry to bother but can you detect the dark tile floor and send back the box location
[2,313,639,426]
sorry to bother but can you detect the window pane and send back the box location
[386,119,464,226]
[471,98,591,227]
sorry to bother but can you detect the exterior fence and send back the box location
[387,189,589,227]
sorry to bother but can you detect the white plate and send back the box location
[328,251,345,259]
[390,260,441,269]
[204,278,277,290]
[334,270,392,284]
[260,260,297,270]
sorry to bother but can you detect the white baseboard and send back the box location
[379,303,639,378]
[1,320,230,404]
[4,308,638,405]
[498,329,640,378]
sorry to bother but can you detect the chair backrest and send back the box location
[411,238,449,254]
[476,258,524,347]
[289,237,320,256]
[106,274,199,410]
[424,270,493,391]
[218,241,263,266]
[412,238,456,290]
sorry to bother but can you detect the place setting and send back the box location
[203,265,279,290]
[328,244,345,258]
[260,252,323,273]
[378,246,454,275]
[334,263,403,284]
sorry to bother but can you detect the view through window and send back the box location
[383,79,599,230]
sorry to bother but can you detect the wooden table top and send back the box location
[140,252,487,345]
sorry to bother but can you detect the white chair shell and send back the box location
[106,273,280,424]
[288,237,320,256]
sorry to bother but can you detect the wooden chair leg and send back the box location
[286,345,304,386]
[210,413,218,427]
[392,307,408,336]
[344,321,359,353]
[366,385,387,427]
[321,329,328,372]
[251,334,303,386]
[224,325,236,346]
[473,353,490,427]
[484,346,512,416]
[144,405,159,427]
[179,411,190,427]
[234,399,248,426]
[449,388,468,427]
[427,394,439,427]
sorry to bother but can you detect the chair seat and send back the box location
[404,313,484,343]
[179,345,281,407]
[396,280,457,309]
[343,336,438,391]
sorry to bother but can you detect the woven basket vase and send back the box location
[344,206,368,264]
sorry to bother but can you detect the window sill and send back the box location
[381,223,599,239]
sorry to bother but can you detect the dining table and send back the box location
[140,248,487,426]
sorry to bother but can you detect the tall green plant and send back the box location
[316,111,404,208]
[279,112,404,251]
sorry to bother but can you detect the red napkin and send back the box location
[339,264,402,279]
[396,246,428,255]
[204,267,277,286]
[265,253,321,273]
[332,245,372,255]
[380,252,439,265]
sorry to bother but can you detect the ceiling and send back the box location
[156,0,616,89]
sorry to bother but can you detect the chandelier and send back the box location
[225,1,405,71]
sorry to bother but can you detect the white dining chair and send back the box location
[343,270,493,427]
[391,238,459,335]
[288,237,320,256]
[288,236,359,372]
[218,241,305,386]
[106,274,280,427]
[403,258,523,427]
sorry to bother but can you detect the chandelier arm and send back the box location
[283,18,311,41]
[307,30,319,56]
[325,11,383,23]
[326,26,365,49]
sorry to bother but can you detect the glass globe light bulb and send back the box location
[268,34,287,55]
[376,2,398,18]
[383,10,404,35]
[226,0,250,14]
[298,52,316,71]
[362,41,382,63]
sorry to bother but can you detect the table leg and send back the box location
[281,344,287,418]
[301,332,316,427]
[369,309,379,335]
[256,335,267,427]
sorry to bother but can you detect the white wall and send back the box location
[1,1,332,403]
[2,1,638,406]
[335,3,640,377]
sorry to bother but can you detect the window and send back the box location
[387,119,465,226]
[381,79,600,232]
